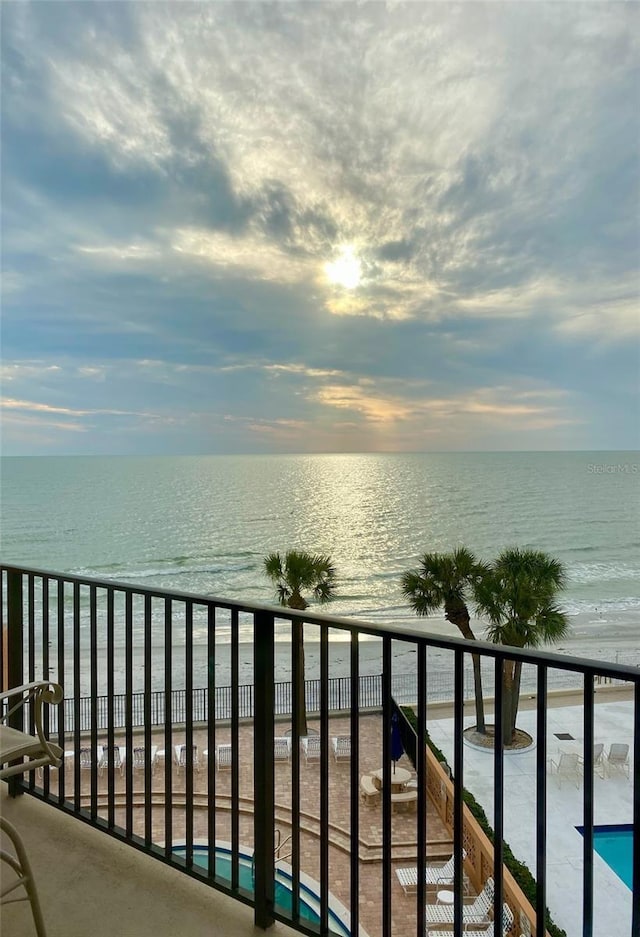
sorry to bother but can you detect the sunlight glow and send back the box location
[325,246,362,289]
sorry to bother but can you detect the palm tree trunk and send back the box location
[289,601,308,738]
[296,637,308,738]
[508,660,523,742]
[501,660,515,747]
[448,610,486,734]
[471,653,486,734]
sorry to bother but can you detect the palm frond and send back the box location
[263,549,337,609]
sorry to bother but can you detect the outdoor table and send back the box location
[371,765,412,792]
[437,889,454,905]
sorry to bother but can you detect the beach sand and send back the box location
[69,607,637,697]
[204,608,639,689]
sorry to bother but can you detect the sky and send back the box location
[1,1,639,456]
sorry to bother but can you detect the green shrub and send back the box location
[400,707,567,937]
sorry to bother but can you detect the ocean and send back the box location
[1,451,639,683]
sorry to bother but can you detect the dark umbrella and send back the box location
[391,711,404,768]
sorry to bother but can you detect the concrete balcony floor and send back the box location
[1,781,301,937]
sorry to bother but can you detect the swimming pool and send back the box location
[173,843,351,935]
[577,823,633,889]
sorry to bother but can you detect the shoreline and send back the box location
[48,607,640,696]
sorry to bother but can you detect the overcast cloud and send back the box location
[1,1,638,455]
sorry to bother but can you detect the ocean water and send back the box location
[1,451,638,619]
[1,452,638,655]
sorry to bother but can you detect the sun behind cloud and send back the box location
[324,246,362,289]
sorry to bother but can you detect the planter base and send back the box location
[463,724,535,753]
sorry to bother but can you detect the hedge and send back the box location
[401,706,567,937]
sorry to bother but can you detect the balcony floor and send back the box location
[1,781,304,937]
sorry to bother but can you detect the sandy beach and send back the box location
[66,607,639,698]
[202,607,639,693]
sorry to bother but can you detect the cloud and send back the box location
[1,2,637,454]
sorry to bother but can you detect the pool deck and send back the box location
[428,695,635,937]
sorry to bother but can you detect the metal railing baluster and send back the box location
[320,624,329,936]
[493,654,504,937]
[231,606,239,890]
[207,603,216,881]
[185,600,194,869]
[90,584,98,819]
[125,591,134,837]
[290,613,301,923]
[106,588,115,828]
[349,630,360,937]
[453,649,464,937]
[536,665,548,935]
[253,609,275,929]
[382,637,392,937]
[163,597,173,859]
[144,593,152,846]
[583,673,595,937]
[416,641,426,937]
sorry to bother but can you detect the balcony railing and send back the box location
[1,564,638,937]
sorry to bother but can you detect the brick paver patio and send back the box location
[55,713,455,937]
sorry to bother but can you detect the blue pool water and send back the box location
[173,845,350,935]
[577,824,633,889]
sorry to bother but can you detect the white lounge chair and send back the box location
[130,745,157,775]
[78,747,94,772]
[274,737,292,762]
[1,680,63,937]
[427,902,513,937]
[331,735,351,762]
[548,752,582,788]
[395,849,467,895]
[174,743,200,773]
[591,742,606,778]
[99,744,123,777]
[425,876,494,927]
[215,743,232,770]
[301,736,321,763]
[605,743,630,779]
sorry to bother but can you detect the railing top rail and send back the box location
[2,563,639,682]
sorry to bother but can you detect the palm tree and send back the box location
[475,547,569,746]
[401,547,490,735]
[263,550,336,736]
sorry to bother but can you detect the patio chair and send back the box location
[548,752,582,788]
[99,744,123,777]
[1,680,63,937]
[425,876,494,927]
[78,747,93,771]
[274,737,292,763]
[301,736,321,763]
[426,902,513,937]
[175,744,200,773]
[215,743,232,770]
[131,746,156,775]
[395,849,467,895]
[605,743,630,779]
[574,743,606,778]
[331,735,351,762]
[591,742,606,778]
